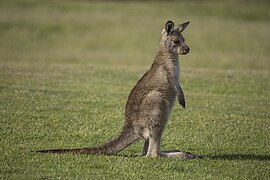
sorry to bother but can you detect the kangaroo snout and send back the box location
[179,46,190,55]
[183,46,189,54]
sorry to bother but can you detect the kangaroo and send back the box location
[33,20,197,159]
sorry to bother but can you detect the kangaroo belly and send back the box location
[136,90,175,137]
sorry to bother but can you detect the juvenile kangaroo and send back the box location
[34,20,196,159]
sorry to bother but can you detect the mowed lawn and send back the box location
[0,0,269,179]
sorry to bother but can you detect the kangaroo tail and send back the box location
[32,128,138,155]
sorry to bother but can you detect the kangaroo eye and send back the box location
[173,40,180,44]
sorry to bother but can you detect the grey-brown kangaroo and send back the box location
[33,20,196,159]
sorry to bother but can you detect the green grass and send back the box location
[0,0,269,179]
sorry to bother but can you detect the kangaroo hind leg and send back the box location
[145,135,161,158]
[141,139,149,156]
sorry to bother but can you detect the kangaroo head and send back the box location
[161,20,190,55]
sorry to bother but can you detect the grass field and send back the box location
[0,0,269,179]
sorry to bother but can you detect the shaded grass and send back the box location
[0,0,269,179]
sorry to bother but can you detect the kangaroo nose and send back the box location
[184,47,189,53]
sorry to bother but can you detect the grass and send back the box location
[0,0,269,179]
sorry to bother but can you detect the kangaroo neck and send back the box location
[153,46,181,83]
[155,47,180,70]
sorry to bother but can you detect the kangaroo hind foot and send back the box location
[160,150,198,160]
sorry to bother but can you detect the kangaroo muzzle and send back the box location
[179,45,190,55]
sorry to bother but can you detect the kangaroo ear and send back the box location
[176,21,190,33]
[165,20,174,35]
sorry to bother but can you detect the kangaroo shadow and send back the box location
[208,154,270,161]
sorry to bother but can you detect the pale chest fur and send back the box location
[166,57,180,90]
[174,59,180,83]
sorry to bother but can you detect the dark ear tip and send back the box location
[166,20,174,26]
[184,21,190,25]
[166,20,174,24]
